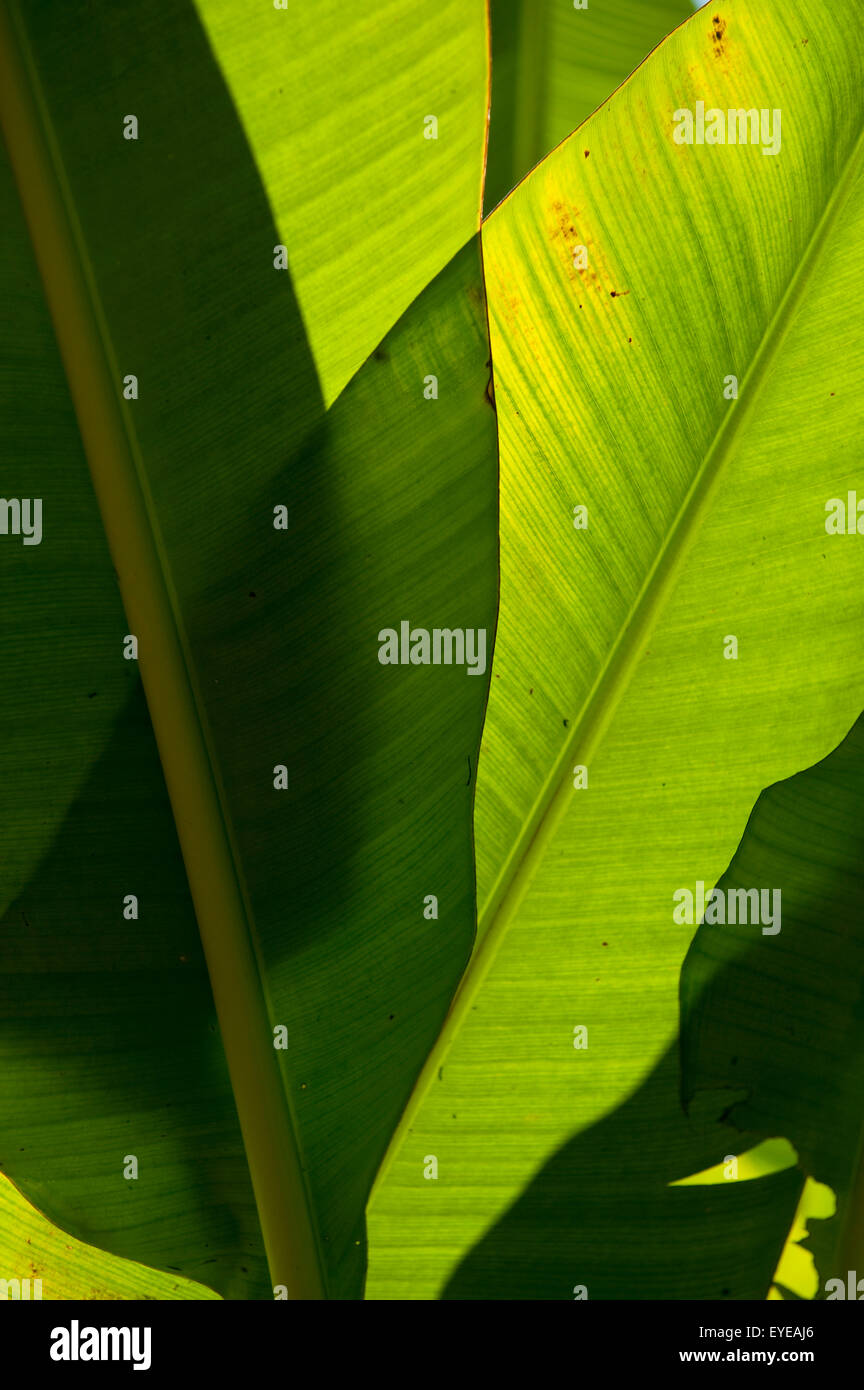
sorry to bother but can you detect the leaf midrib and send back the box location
[372,112,864,1200]
[0,0,324,1299]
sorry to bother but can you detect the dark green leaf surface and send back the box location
[0,0,495,1298]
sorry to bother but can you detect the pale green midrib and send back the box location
[0,0,325,1298]
[371,116,864,1205]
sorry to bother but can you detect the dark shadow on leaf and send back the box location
[443,1041,801,1299]
[1,0,325,1299]
[0,684,269,1299]
[4,1,499,1302]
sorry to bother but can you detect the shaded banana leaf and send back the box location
[0,0,495,1298]
[367,0,864,1297]
[681,713,864,1298]
[1,131,237,1299]
[484,0,692,211]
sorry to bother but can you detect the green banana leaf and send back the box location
[195,0,489,404]
[681,714,864,1298]
[484,0,693,211]
[0,0,494,1299]
[3,0,862,1304]
[367,0,864,1298]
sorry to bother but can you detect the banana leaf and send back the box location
[0,0,494,1299]
[367,0,864,1298]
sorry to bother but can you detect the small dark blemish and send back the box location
[563,719,569,728]
[584,149,590,158]
[87,691,98,699]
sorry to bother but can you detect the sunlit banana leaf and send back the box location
[196,0,489,403]
[367,0,864,1298]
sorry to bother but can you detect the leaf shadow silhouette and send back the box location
[446,714,864,1300]
[681,712,864,1294]
[442,1040,801,1300]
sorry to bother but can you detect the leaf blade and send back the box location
[368,0,864,1298]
